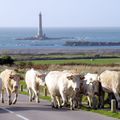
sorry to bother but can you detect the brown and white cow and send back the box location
[74,73,102,109]
[0,69,23,105]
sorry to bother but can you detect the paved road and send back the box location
[0,94,118,120]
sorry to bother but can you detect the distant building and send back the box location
[36,13,46,40]
[16,12,47,40]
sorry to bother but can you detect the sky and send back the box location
[0,0,120,28]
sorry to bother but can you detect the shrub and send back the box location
[0,55,14,65]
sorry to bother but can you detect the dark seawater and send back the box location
[0,27,120,50]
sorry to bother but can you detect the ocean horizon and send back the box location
[0,27,120,50]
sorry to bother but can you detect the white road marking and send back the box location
[0,107,14,113]
[0,107,30,120]
[16,114,29,120]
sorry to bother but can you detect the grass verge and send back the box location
[81,106,120,119]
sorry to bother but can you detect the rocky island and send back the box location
[64,41,120,46]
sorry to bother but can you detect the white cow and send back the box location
[25,68,46,103]
[84,73,101,108]
[45,71,84,110]
[99,70,120,109]
[0,69,22,105]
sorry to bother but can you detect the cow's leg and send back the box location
[60,92,67,107]
[6,89,12,105]
[69,97,74,110]
[51,95,58,108]
[79,94,83,108]
[106,93,114,107]
[1,89,4,103]
[99,91,105,108]
[73,95,81,109]
[92,96,98,109]
[28,88,32,102]
[113,91,120,109]
[32,88,40,103]
[36,91,40,103]
[32,92,35,100]
[56,96,62,108]
[12,92,18,104]
[74,94,82,109]
[87,96,92,108]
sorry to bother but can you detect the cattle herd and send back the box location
[0,68,120,110]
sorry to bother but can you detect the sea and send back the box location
[0,27,120,50]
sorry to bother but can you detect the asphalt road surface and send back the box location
[0,94,118,120]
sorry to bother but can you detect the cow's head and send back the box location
[36,74,46,86]
[92,81,101,96]
[9,74,23,93]
[67,74,84,92]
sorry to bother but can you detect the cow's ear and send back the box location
[9,75,14,79]
[67,75,74,80]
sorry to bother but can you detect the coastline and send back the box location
[0,48,120,55]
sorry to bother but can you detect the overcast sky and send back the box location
[0,0,120,28]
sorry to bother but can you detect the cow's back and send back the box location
[45,71,62,96]
[25,69,36,88]
[100,70,120,92]
[45,71,80,96]
[0,69,16,88]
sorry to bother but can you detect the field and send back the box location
[26,58,120,65]
[16,57,120,74]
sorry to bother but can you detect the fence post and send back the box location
[111,99,116,112]
[44,87,47,96]
[20,85,23,92]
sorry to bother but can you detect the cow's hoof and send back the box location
[32,97,35,100]
[9,102,12,105]
[12,101,16,104]
[62,103,67,107]
[37,101,40,103]
[52,105,58,109]
[59,105,62,108]
[70,107,74,110]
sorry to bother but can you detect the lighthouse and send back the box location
[16,12,47,40]
[37,12,46,40]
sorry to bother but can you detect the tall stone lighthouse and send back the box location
[16,13,47,40]
[37,12,46,40]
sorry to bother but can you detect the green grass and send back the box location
[23,58,120,65]
[81,106,120,119]
[91,109,120,119]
